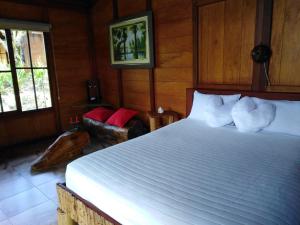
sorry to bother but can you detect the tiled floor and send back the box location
[0,146,68,225]
[0,153,65,225]
[0,137,104,225]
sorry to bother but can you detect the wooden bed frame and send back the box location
[57,88,300,225]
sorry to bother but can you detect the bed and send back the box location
[57,88,300,225]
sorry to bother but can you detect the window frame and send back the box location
[0,29,54,117]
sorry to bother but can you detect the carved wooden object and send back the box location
[31,131,90,172]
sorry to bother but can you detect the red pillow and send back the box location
[83,107,115,122]
[106,108,138,128]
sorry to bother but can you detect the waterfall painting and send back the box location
[109,11,154,68]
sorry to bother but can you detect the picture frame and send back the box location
[109,11,154,68]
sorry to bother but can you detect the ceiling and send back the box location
[0,0,98,9]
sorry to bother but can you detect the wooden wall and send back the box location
[91,0,193,120]
[0,1,92,147]
[197,0,256,89]
[269,0,300,92]
[92,0,300,122]
[2,0,299,146]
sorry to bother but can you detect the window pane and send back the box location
[12,30,31,68]
[34,69,52,109]
[17,69,36,111]
[0,72,17,112]
[29,31,47,67]
[0,30,10,71]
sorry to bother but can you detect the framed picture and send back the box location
[109,11,154,68]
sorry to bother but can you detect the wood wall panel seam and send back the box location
[252,0,273,91]
[192,3,199,87]
[147,0,155,112]
[112,0,123,107]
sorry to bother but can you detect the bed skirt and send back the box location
[56,183,121,225]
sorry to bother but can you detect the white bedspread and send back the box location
[66,119,300,225]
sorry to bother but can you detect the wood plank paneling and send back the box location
[49,8,92,129]
[0,2,56,146]
[92,0,119,107]
[118,0,150,119]
[240,0,256,85]
[153,0,193,116]
[198,0,256,87]
[0,1,93,146]
[91,0,300,121]
[269,0,300,92]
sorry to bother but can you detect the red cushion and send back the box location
[106,108,138,128]
[83,107,115,122]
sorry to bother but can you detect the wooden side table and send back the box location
[148,111,179,132]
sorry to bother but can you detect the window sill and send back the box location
[0,107,54,119]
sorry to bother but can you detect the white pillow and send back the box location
[252,97,300,136]
[232,97,276,132]
[204,101,236,127]
[188,91,241,126]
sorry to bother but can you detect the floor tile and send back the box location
[0,177,32,201]
[19,169,61,186]
[51,196,59,207]
[37,177,64,200]
[0,188,48,217]
[0,169,20,185]
[8,155,38,168]
[0,220,12,225]
[0,209,6,222]
[9,201,57,225]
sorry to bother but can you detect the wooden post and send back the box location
[252,0,273,91]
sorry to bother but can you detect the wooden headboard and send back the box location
[186,88,300,117]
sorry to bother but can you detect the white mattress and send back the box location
[66,119,300,225]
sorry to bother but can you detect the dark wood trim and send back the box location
[192,3,199,88]
[112,0,119,19]
[44,31,62,132]
[0,92,3,112]
[112,0,124,107]
[0,0,92,10]
[117,70,123,107]
[57,183,122,225]
[197,83,252,90]
[146,0,155,112]
[193,0,224,7]
[146,0,152,11]
[252,0,273,91]
[148,69,155,112]
[87,10,98,81]
[186,88,300,117]
[5,29,22,112]
[26,31,39,109]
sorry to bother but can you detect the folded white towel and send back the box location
[204,100,236,127]
[232,97,276,132]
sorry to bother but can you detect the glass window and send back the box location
[29,31,47,67]
[0,29,52,114]
[0,30,10,71]
[34,69,52,109]
[0,72,17,112]
[12,30,31,68]
[0,29,17,113]
[17,69,36,111]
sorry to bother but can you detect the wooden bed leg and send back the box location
[57,208,76,225]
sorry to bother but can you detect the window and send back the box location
[0,29,52,114]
